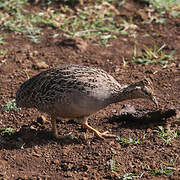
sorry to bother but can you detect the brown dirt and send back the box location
[0,1,180,179]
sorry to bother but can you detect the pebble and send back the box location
[52,159,59,164]
[37,115,46,124]
[33,60,49,69]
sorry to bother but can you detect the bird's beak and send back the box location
[152,96,158,108]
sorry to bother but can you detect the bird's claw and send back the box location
[96,131,117,139]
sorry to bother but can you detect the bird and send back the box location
[16,64,158,139]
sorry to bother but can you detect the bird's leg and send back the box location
[51,116,58,138]
[81,117,116,139]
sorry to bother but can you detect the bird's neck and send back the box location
[109,84,139,104]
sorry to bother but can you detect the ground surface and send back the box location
[0,0,180,179]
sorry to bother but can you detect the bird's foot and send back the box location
[83,121,116,140]
[95,131,117,139]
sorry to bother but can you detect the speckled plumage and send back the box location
[16,64,157,139]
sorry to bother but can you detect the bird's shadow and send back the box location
[106,108,176,130]
[0,108,176,150]
[0,122,85,150]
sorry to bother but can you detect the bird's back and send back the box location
[16,65,122,117]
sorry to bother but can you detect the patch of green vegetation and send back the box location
[162,160,175,167]
[107,160,144,179]
[155,18,168,23]
[0,0,123,45]
[119,172,143,180]
[1,99,21,112]
[139,0,180,24]
[0,127,17,135]
[0,33,7,44]
[0,49,8,56]
[35,1,121,45]
[154,126,178,144]
[142,0,180,17]
[122,57,130,67]
[149,0,180,17]
[117,136,141,145]
[0,0,179,45]
[133,44,175,65]
[161,157,178,172]
[150,169,173,176]
[0,0,26,10]
[0,0,41,43]
[108,159,121,173]
[119,18,137,37]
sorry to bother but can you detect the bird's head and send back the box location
[128,79,158,107]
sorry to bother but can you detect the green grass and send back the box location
[149,156,177,176]
[36,1,121,45]
[0,127,17,135]
[119,172,143,180]
[108,159,121,173]
[149,0,180,17]
[141,0,180,17]
[0,0,179,45]
[150,169,173,176]
[0,0,121,45]
[107,159,145,179]
[154,126,178,145]
[117,136,141,145]
[133,44,175,65]
[0,0,41,43]
[119,18,137,37]
[0,0,137,45]
[107,160,144,179]
[1,99,21,112]
[140,0,180,24]
[0,49,8,56]
[0,33,7,44]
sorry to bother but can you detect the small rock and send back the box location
[34,145,38,150]
[82,178,88,180]
[30,125,36,130]
[32,152,41,157]
[32,60,49,70]
[109,140,115,146]
[58,37,88,52]
[52,159,59,164]
[111,109,117,113]
[33,50,39,56]
[119,104,136,115]
[37,115,46,124]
